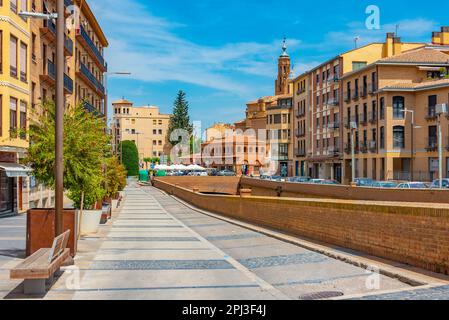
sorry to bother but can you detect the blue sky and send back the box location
[91,0,449,129]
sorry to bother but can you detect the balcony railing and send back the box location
[360,86,368,98]
[343,92,351,103]
[44,60,73,93]
[79,62,105,94]
[295,129,305,137]
[352,91,359,100]
[294,148,306,157]
[360,114,368,126]
[368,140,377,153]
[369,112,378,124]
[79,26,107,70]
[83,101,104,117]
[426,107,437,121]
[427,137,438,152]
[368,83,377,94]
[42,20,73,56]
[360,142,368,153]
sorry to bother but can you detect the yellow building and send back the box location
[0,0,31,215]
[205,123,235,142]
[341,46,449,183]
[111,99,171,166]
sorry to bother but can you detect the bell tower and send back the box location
[275,38,291,95]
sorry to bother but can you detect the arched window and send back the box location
[393,126,405,148]
[393,96,405,119]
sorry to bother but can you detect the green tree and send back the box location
[167,90,193,146]
[104,156,127,198]
[25,101,110,209]
[121,140,139,176]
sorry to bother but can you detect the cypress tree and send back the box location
[121,140,139,176]
[168,90,193,146]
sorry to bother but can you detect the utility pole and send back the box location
[55,0,65,236]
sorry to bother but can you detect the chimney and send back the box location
[432,31,442,45]
[385,32,395,57]
[441,27,449,45]
[393,37,402,55]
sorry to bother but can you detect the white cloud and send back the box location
[91,0,299,97]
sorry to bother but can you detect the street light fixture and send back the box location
[403,109,422,181]
[20,1,65,237]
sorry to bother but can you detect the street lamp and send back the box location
[403,109,422,181]
[436,103,448,188]
[20,2,65,237]
[350,121,357,185]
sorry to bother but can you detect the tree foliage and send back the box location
[25,101,110,209]
[121,140,139,176]
[167,90,193,146]
[104,156,127,198]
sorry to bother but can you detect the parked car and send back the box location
[397,182,429,189]
[216,169,236,176]
[308,179,339,185]
[259,175,271,180]
[270,176,286,182]
[430,179,449,189]
[372,181,398,188]
[354,178,375,187]
[288,176,311,183]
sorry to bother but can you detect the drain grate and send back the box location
[299,291,344,300]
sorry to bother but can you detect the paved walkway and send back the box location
[61,184,411,299]
[1,183,449,300]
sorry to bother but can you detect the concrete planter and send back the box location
[79,210,102,236]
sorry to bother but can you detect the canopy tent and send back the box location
[154,164,169,170]
[0,162,33,178]
[187,164,206,171]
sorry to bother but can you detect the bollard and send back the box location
[240,188,252,197]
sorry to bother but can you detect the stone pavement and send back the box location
[1,182,449,300]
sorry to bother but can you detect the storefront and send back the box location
[0,163,32,217]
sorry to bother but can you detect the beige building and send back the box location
[205,123,235,142]
[341,46,449,183]
[111,99,171,165]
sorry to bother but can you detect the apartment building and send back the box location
[302,33,424,182]
[0,0,32,216]
[341,45,449,183]
[111,99,171,166]
[292,72,309,176]
[205,123,235,142]
[1,0,108,215]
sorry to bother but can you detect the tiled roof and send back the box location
[381,78,449,91]
[247,93,292,105]
[112,98,132,104]
[379,48,449,64]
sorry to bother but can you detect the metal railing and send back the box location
[80,62,105,94]
[79,26,107,69]
[426,137,438,152]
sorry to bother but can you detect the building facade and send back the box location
[292,72,309,177]
[111,99,171,166]
[341,46,449,183]
[1,0,108,215]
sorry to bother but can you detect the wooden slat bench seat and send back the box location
[10,230,71,295]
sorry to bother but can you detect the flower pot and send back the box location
[79,210,102,236]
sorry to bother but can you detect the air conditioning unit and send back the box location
[436,103,448,115]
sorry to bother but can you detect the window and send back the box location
[393,126,405,148]
[380,97,385,119]
[20,101,26,139]
[428,95,437,117]
[10,36,18,78]
[10,0,17,13]
[393,96,405,119]
[9,97,18,134]
[20,0,27,20]
[0,31,3,73]
[380,126,385,149]
[0,95,2,136]
[352,61,367,71]
[20,42,27,82]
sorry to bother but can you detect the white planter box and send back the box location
[79,210,102,235]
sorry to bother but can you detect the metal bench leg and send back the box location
[24,279,46,295]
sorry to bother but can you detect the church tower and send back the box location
[275,38,291,95]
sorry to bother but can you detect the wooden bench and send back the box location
[10,230,71,295]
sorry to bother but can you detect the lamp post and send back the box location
[436,103,448,188]
[403,109,422,181]
[350,121,357,184]
[20,2,65,236]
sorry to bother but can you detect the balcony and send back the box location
[426,108,437,121]
[295,148,306,157]
[360,114,368,126]
[76,26,107,71]
[83,101,104,117]
[426,137,438,152]
[343,92,351,103]
[77,62,105,95]
[328,146,341,156]
[368,83,377,95]
[360,142,368,154]
[40,20,73,56]
[369,112,378,124]
[360,86,368,98]
[295,129,305,138]
[296,110,305,118]
[352,91,359,101]
[344,143,359,155]
[368,140,377,153]
[297,87,306,95]
[39,60,73,94]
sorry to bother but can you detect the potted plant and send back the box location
[24,101,110,254]
[104,156,127,214]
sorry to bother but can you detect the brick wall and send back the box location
[155,176,241,195]
[154,179,449,275]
